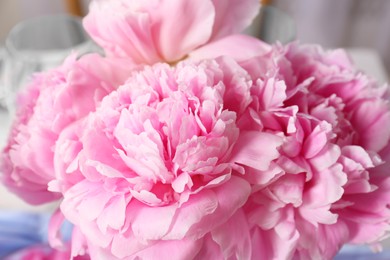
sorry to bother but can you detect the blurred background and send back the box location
[0,0,89,41]
[272,0,390,77]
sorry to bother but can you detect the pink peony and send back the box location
[83,0,269,64]
[54,57,284,259]
[235,43,390,259]
[282,43,390,249]
[0,54,133,204]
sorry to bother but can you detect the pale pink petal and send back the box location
[128,200,178,240]
[308,144,341,172]
[48,209,67,249]
[165,176,251,240]
[304,164,347,207]
[211,210,252,260]
[190,34,271,62]
[71,227,89,258]
[317,222,350,259]
[131,238,203,260]
[257,78,287,110]
[151,0,215,61]
[350,99,390,152]
[302,122,332,159]
[83,1,161,63]
[250,226,298,260]
[341,145,375,169]
[299,205,338,226]
[96,195,127,232]
[110,232,150,259]
[193,234,225,259]
[230,131,283,171]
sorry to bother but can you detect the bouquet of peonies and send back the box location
[1,0,390,259]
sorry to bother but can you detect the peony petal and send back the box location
[304,164,347,206]
[341,145,375,169]
[83,1,162,63]
[70,226,89,258]
[259,78,287,110]
[152,0,215,61]
[77,187,113,222]
[133,238,203,260]
[166,176,251,240]
[230,131,283,171]
[48,209,67,249]
[299,205,338,226]
[128,200,177,240]
[78,219,113,249]
[172,172,193,193]
[61,180,113,224]
[162,190,219,240]
[303,121,332,159]
[190,34,271,62]
[351,99,390,152]
[211,210,252,260]
[193,234,225,259]
[250,228,273,260]
[250,226,298,260]
[111,232,150,259]
[317,222,350,259]
[96,195,127,232]
[309,144,341,172]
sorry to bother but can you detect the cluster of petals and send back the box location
[233,43,390,259]
[0,54,133,204]
[54,58,284,259]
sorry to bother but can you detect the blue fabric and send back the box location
[335,244,390,260]
[0,210,72,259]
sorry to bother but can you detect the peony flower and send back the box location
[83,0,270,64]
[0,54,133,204]
[54,57,284,259]
[235,43,390,259]
[282,43,390,250]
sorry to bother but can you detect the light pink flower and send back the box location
[56,58,284,259]
[1,54,133,204]
[281,43,390,250]
[83,0,270,64]
[236,43,390,259]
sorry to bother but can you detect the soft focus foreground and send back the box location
[1,0,390,259]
